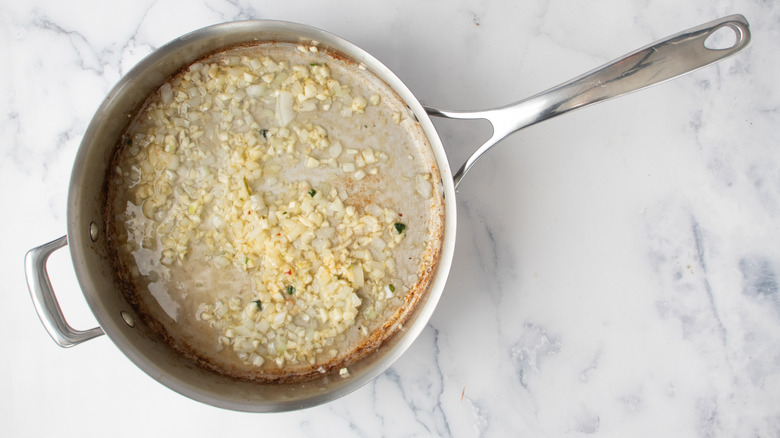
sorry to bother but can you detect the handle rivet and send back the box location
[89,222,99,242]
[120,311,135,328]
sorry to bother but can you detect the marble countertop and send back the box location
[3,1,779,436]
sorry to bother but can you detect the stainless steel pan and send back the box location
[25,15,750,411]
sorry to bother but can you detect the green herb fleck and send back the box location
[244,256,249,264]
[308,188,317,197]
[394,223,406,234]
[287,285,295,295]
[310,63,321,67]
[389,284,395,292]
[260,129,268,138]
[253,299,262,310]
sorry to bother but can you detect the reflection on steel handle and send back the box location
[24,236,104,347]
[426,14,751,188]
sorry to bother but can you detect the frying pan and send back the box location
[24,15,750,411]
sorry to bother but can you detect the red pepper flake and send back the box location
[398,213,403,217]
[285,269,292,275]
[277,233,281,236]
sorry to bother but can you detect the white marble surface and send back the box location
[3,0,779,436]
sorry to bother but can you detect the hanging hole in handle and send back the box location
[704,25,740,50]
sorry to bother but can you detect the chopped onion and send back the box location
[276,90,295,126]
[352,264,364,287]
[160,83,173,104]
[415,174,433,199]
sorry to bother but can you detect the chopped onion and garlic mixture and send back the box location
[108,43,442,379]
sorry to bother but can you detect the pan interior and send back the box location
[104,41,445,383]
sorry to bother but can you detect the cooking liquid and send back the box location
[107,43,444,381]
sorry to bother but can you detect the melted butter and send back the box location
[148,281,180,321]
[107,42,444,380]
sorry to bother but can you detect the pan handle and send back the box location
[425,14,751,188]
[24,235,104,347]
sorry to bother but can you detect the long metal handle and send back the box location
[24,235,104,347]
[426,14,751,188]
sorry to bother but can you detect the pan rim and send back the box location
[66,19,457,411]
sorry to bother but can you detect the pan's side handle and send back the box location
[24,235,104,347]
[425,14,751,188]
